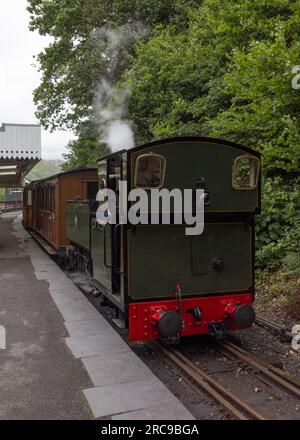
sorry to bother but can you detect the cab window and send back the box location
[134,154,166,189]
[232,155,260,190]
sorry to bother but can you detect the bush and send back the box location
[256,177,300,271]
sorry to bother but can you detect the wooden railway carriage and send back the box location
[67,137,261,342]
[24,169,98,255]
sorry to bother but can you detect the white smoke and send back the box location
[105,120,135,151]
[93,24,148,152]
[94,77,134,151]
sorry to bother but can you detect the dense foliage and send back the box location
[27,0,202,163]
[28,0,200,130]
[28,0,300,173]
[28,0,299,292]
[123,0,300,174]
[256,178,300,271]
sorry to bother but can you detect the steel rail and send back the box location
[155,343,265,421]
[221,340,300,398]
[255,316,294,339]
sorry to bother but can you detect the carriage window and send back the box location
[27,190,32,207]
[87,181,98,199]
[232,155,260,190]
[134,154,166,189]
[41,188,45,209]
[45,187,49,209]
[50,186,56,212]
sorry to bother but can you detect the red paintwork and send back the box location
[128,293,254,341]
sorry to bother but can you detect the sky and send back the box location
[0,1,74,160]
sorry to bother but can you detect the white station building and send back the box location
[0,123,41,187]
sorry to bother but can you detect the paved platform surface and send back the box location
[0,212,194,420]
[0,213,92,420]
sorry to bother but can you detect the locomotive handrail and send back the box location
[113,224,122,274]
[104,224,112,269]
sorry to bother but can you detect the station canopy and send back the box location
[0,123,41,187]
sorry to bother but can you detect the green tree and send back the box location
[62,125,109,170]
[122,0,300,172]
[28,0,202,166]
[29,0,300,173]
[27,0,202,132]
[210,34,300,173]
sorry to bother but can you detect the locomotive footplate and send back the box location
[128,293,255,341]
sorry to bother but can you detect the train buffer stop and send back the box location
[0,211,194,420]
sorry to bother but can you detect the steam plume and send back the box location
[93,23,148,152]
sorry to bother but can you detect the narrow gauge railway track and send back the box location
[153,339,300,420]
[219,340,300,399]
[66,270,300,417]
[152,342,265,420]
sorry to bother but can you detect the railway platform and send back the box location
[0,212,194,420]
